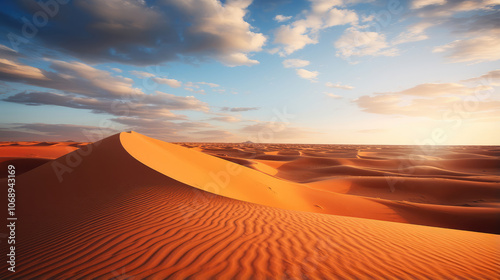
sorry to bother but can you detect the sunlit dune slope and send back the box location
[0,132,498,279]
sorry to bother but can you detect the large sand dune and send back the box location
[0,132,499,279]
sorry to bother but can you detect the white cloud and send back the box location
[152,77,182,88]
[411,0,446,9]
[282,59,311,68]
[111,68,123,73]
[296,69,319,81]
[273,2,359,56]
[335,27,398,59]
[274,15,292,22]
[325,82,354,90]
[392,22,433,45]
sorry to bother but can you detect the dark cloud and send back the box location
[1,0,266,66]
[4,90,207,120]
[220,106,260,112]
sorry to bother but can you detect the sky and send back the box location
[0,0,499,144]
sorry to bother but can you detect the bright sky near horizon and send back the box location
[0,0,499,144]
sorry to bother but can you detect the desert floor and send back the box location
[1,131,499,279]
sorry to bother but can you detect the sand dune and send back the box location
[1,132,499,279]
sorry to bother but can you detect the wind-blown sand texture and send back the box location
[0,132,499,279]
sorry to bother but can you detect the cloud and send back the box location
[0,58,142,97]
[411,0,499,17]
[130,71,155,78]
[198,82,220,88]
[325,82,354,90]
[4,90,209,120]
[282,59,310,68]
[0,58,47,81]
[185,87,206,94]
[208,116,241,122]
[392,22,434,45]
[274,15,292,22]
[389,83,493,96]
[296,69,319,81]
[411,0,446,10]
[325,93,342,99]
[111,68,122,73]
[463,69,500,86]
[111,117,235,142]
[433,35,500,63]
[220,107,259,112]
[152,77,182,88]
[354,73,499,120]
[273,2,358,55]
[335,26,398,59]
[1,0,266,67]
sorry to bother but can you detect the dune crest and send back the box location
[1,132,498,279]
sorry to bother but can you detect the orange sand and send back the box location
[0,132,498,279]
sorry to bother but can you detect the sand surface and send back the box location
[0,132,498,279]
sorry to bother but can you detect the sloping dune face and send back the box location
[0,132,499,279]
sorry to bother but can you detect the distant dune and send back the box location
[0,132,498,279]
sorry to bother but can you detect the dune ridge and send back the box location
[0,131,499,279]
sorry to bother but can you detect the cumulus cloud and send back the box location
[220,107,259,112]
[273,1,358,55]
[325,82,354,90]
[1,0,266,67]
[282,59,310,68]
[335,26,398,59]
[274,15,292,22]
[296,69,319,81]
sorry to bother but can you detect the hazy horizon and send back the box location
[0,0,499,145]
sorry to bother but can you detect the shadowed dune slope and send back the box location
[0,132,499,279]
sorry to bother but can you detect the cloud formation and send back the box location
[2,0,266,66]
[355,72,499,120]
[282,59,310,68]
[221,107,259,112]
[273,1,358,55]
[335,26,398,59]
[325,82,354,90]
[296,69,319,81]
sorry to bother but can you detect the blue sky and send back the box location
[0,0,499,144]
